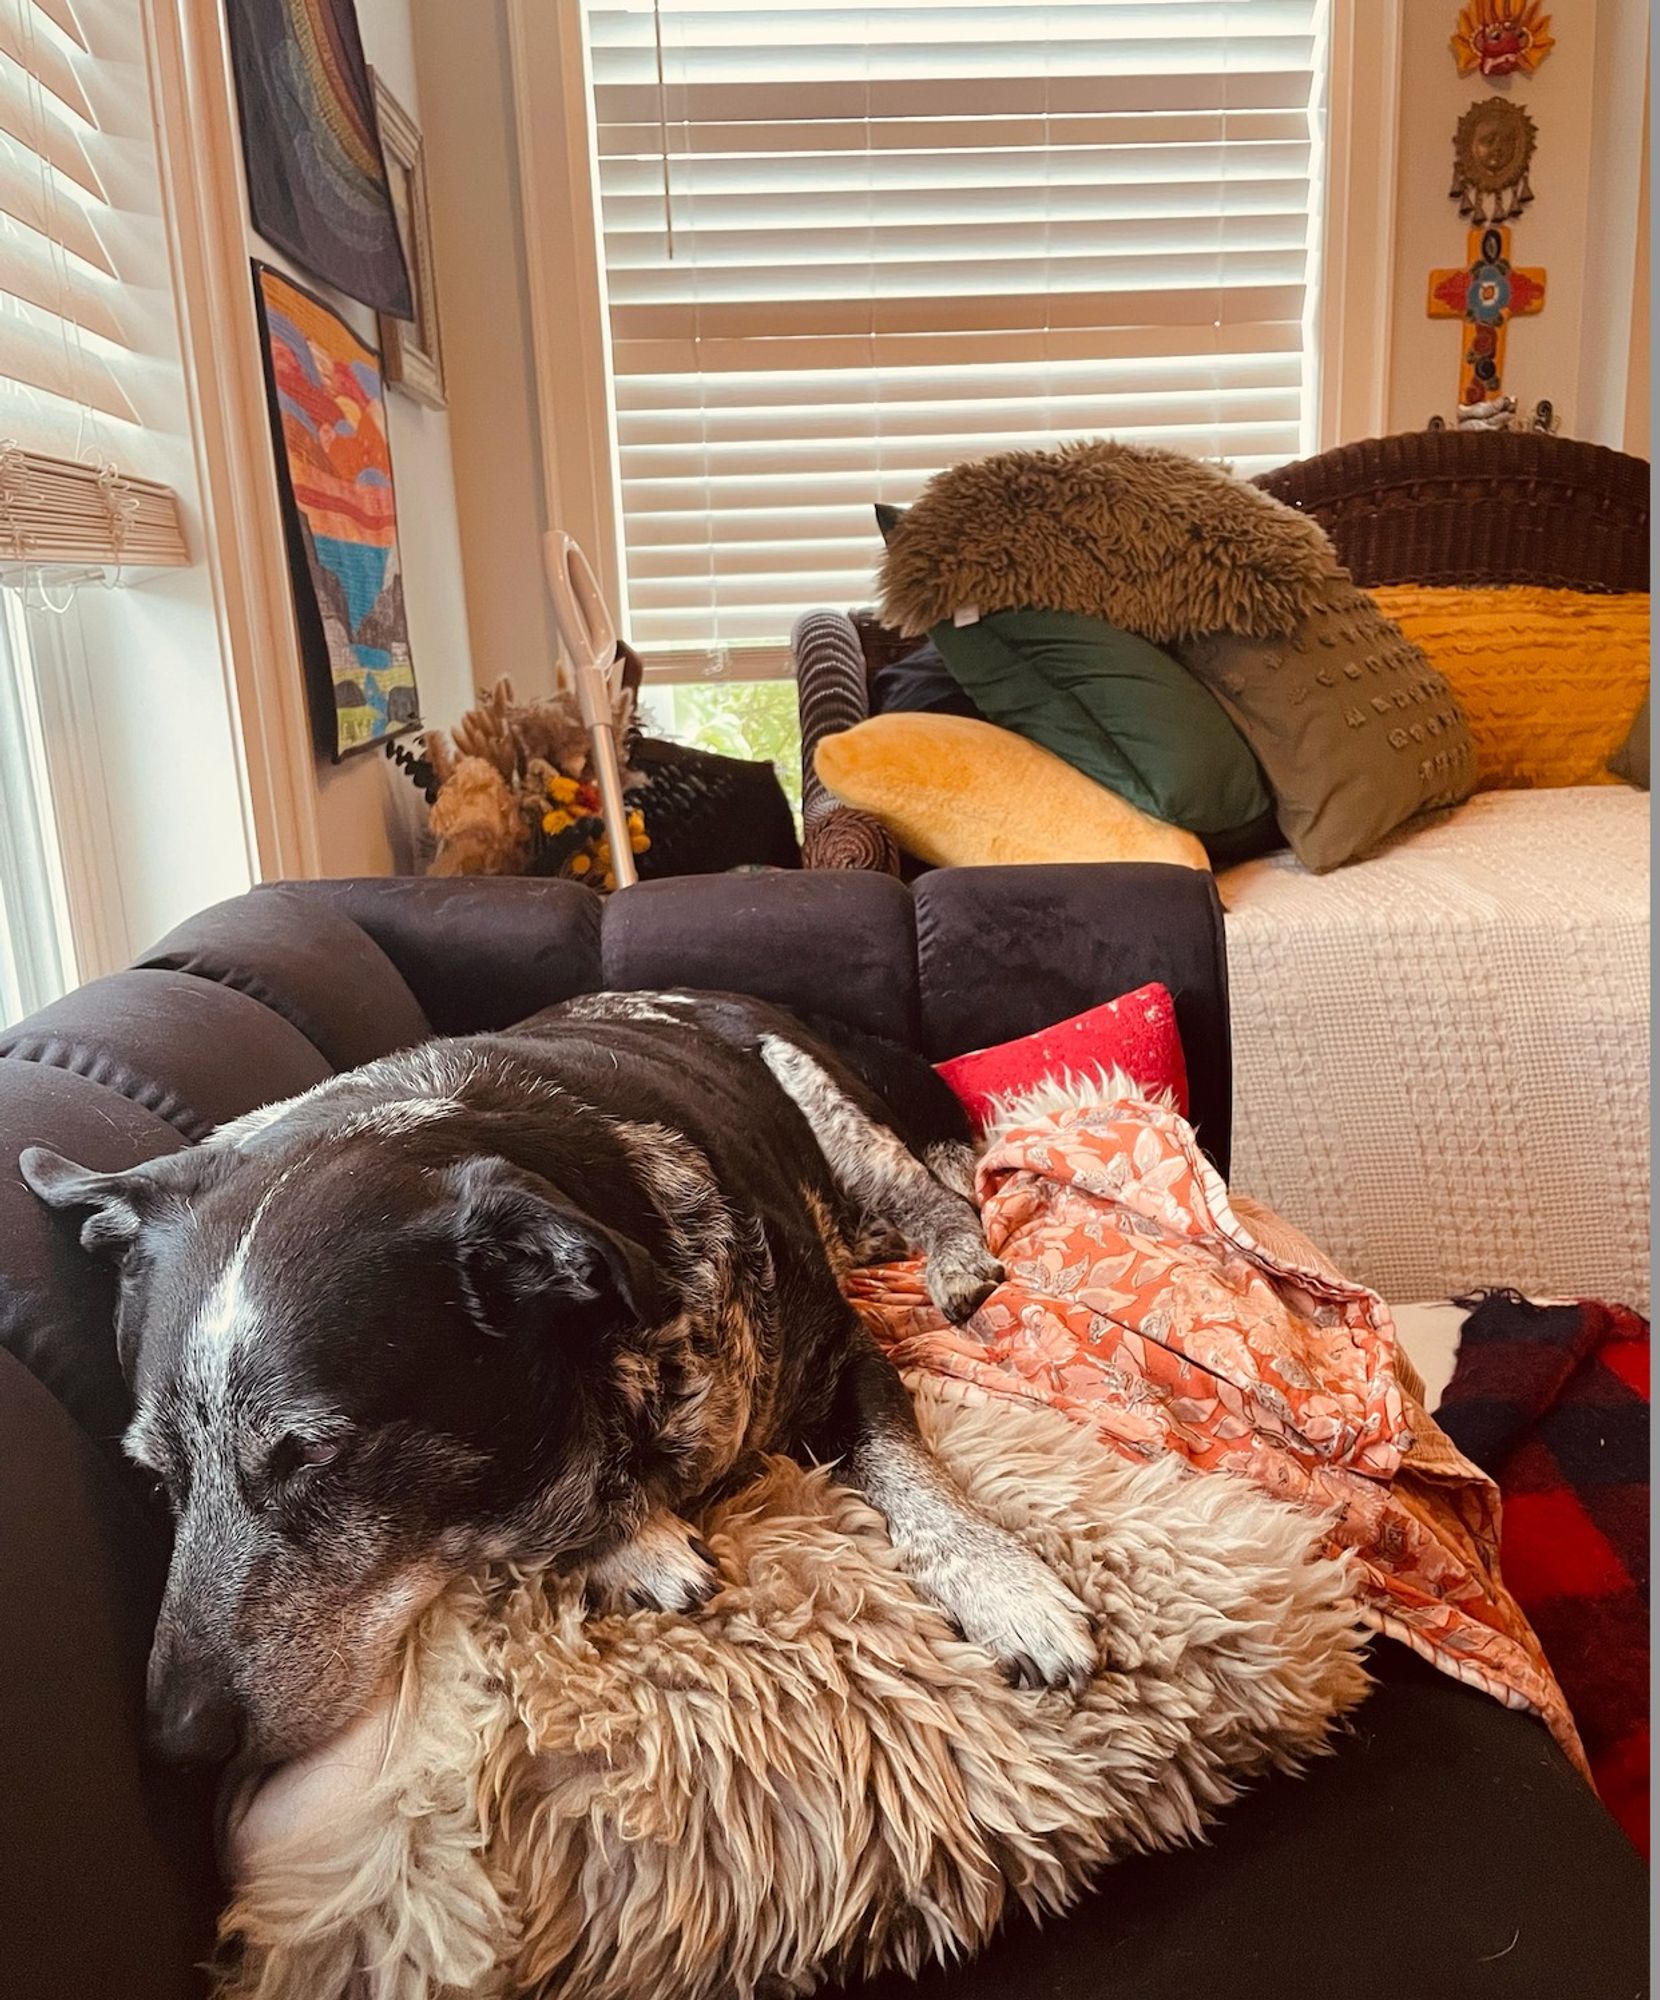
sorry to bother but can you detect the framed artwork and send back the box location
[252,262,420,759]
[371,72,446,409]
[225,0,413,318]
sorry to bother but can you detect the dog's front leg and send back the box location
[758,1037,1003,1323]
[828,1329,1096,1692]
[584,1509,721,1615]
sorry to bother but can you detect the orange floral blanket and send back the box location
[848,1099,1584,1772]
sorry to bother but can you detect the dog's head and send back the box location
[22,1117,660,1769]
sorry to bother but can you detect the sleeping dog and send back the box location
[23,991,1095,1770]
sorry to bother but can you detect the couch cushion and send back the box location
[914,864,1231,1174]
[0,970,332,1142]
[138,887,430,1071]
[274,878,605,1035]
[0,1064,183,1448]
[599,871,922,1045]
[835,1644,1648,2000]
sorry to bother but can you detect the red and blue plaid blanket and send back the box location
[1435,1293,1650,1854]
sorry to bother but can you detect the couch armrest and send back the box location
[0,1347,218,1998]
[791,609,899,873]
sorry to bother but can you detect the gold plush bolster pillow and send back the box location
[813,713,1210,871]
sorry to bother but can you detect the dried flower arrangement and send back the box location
[390,663,650,885]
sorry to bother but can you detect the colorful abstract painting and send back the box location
[254,264,419,758]
[227,0,413,318]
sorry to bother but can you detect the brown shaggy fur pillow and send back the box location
[219,1384,1369,2000]
[877,441,1337,641]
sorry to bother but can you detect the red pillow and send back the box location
[934,983,1188,1132]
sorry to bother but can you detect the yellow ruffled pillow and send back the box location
[814,713,1209,871]
[1368,586,1650,791]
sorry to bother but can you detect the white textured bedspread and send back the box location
[1221,788,1650,1310]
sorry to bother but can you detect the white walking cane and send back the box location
[543,531,638,891]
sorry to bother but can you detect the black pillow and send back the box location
[870,640,984,722]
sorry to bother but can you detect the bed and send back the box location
[1221,786,1650,1309]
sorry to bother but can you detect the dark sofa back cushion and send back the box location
[139,887,431,1071]
[600,871,921,1046]
[281,876,605,1035]
[914,863,1231,1172]
[0,970,332,1142]
[283,871,926,1049]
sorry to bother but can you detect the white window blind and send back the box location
[0,0,186,568]
[584,0,1325,671]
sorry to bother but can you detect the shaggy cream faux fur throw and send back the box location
[876,440,1337,641]
[219,1383,1368,2000]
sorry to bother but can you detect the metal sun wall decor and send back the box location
[1450,1,1555,79]
[1450,95,1538,223]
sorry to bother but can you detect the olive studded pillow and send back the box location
[1175,577,1475,873]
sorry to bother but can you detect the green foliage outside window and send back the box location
[643,680,804,821]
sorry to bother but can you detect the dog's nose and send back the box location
[146,1670,241,1765]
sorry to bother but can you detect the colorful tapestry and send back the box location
[227,0,412,318]
[254,264,418,758]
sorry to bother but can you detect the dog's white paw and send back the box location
[925,1240,1004,1324]
[922,1532,1096,1692]
[585,1513,720,1616]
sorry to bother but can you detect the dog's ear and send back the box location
[438,1157,661,1342]
[19,1146,217,1258]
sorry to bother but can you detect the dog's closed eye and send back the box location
[264,1433,347,1487]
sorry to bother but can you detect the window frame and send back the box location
[0,595,77,1021]
[138,0,325,882]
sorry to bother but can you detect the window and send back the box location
[643,677,803,811]
[0,0,214,1011]
[580,0,1327,683]
[0,0,189,562]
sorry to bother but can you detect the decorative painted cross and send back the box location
[1427,224,1547,405]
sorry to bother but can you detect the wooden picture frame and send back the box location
[371,73,446,410]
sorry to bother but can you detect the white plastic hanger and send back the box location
[543,531,638,890]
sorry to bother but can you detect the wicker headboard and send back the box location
[1253,429,1649,592]
[848,428,1650,674]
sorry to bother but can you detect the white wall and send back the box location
[244,0,477,876]
[1385,0,1648,443]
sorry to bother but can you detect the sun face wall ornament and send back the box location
[1450,96,1538,223]
[1450,1,1555,78]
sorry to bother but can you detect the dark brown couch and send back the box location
[0,867,1644,2000]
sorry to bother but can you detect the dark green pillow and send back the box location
[929,608,1274,853]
